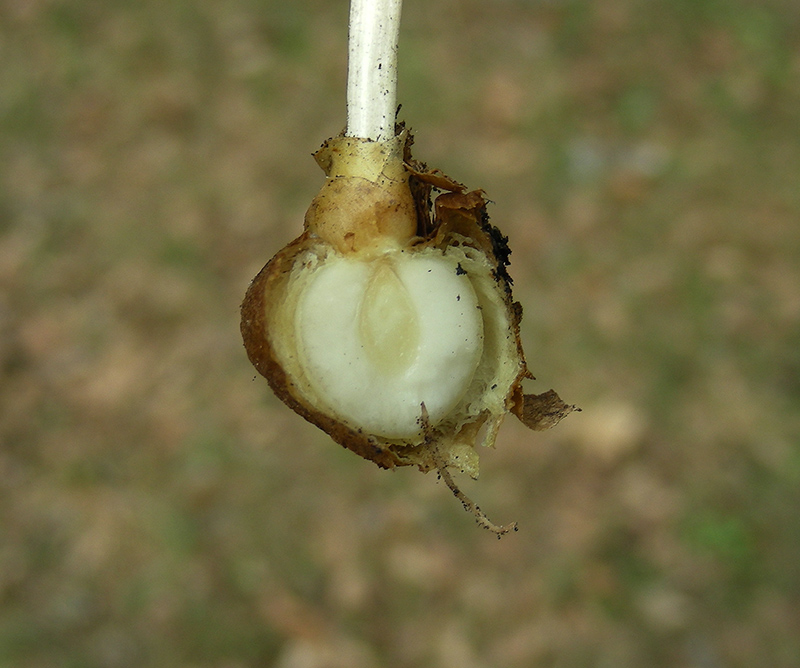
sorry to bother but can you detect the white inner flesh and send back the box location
[295,252,484,439]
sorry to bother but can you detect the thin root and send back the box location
[431,446,518,537]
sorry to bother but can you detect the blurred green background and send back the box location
[2,0,799,666]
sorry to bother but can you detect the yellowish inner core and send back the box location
[358,261,420,376]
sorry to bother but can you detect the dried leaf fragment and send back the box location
[512,389,580,431]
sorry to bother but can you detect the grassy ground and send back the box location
[2,0,799,666]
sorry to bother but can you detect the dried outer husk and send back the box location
[240,130,577,477]
[422,188,577,432]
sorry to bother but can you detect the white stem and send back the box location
[346,0,403,141]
